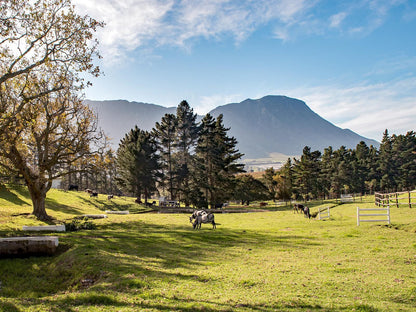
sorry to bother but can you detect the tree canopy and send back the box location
[0,0,103,219]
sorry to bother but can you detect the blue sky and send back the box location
[73,0,416,141]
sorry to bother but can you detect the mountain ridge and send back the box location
[85,95,379,159]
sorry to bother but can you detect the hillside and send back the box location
[85,99,176,145]
[1,185,416,311]
[86,96,379,159]
[209,96,379,158]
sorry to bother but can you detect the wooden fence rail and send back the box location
[357,206,390,226]
[375,190,416,208]
[318,207,330,220]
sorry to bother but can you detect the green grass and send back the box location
[1,185,416,311]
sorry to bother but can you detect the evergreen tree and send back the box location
[378,129,397,191]
[277,158,294,202]
[174,100,199,205]
[116,126,161,203]
[153,113,177,200]
[320,146,335,198]
[352,141,372,195]
[391,131,416,190]
[262,167,278,201]
[233,174,268,205]
[293,146,321,200]
[196,113,244,207]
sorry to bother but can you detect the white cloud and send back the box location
[72,0,411,64]
[72,0,314,63]
[329,12,347,28]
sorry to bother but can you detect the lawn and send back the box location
[0,185,415,311]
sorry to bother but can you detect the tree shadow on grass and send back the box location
[3,292,381,312]
[0,185,30,207]
[0,220,326,311]
[44,197,87,216]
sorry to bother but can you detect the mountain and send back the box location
[85,96,379,159]
[85,99,176,142]
[208,96,379,158]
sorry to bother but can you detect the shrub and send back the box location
[64,217,95,232]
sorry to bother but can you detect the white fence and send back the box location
[317,207,330,220]
[357,206,390,226]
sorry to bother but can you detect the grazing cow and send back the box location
[293,203,304,214]
[189,210,207,223]
[213,203,223,209]
[303,205,311,219]
[192,212,216,230]
[68,184,79,191]
[135,198,142,204]
[90,191,98,197]
[107,195,114,200]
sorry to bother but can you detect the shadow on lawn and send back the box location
[0,221,326,311]
[2,293,381,312]
[44,197,87,216]
[0,185,30,207]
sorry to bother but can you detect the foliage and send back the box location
[153,113,178,200]
[173,100,199,205]
[0,0,102,220]
[233,174,268,204]
[64,217,95,232]
[116,126,161,202]
[274,131,416,202]
[195,113,244,207]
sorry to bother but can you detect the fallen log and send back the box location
[0,236,59,256]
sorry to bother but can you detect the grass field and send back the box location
[0,185,415,311]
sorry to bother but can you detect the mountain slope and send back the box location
[85,99,176,144]
[85,96,379,159]
[209,95,379,158]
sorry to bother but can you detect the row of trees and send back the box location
[258,130,416,203]
[116,101,244,208]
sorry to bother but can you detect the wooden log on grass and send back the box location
[22,225,66,232]
[0,236,59,256]
[104,210,129,215]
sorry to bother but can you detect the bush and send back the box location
[64,217,95,232]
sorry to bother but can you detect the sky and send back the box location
[72,0,416,142]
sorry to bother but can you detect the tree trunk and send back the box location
[28,182,49,221]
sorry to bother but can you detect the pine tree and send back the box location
[116,126,161,203]
[153,113,177,200]
[391,131,416,190]
[174,100,199,205]
[262,167,278,201]
[196,113,244,207]
[379,129,397,192]
[293,146,321,200]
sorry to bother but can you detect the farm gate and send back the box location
[357,206,390,226]
[317,207,330,220]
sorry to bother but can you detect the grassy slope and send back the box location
[0,185,415,311]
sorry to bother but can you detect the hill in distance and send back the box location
[86,95,379,161]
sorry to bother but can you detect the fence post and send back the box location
[387,205,391,224]
[357,207,360,226]
[396,193,399,208]
[409,191,412,209]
